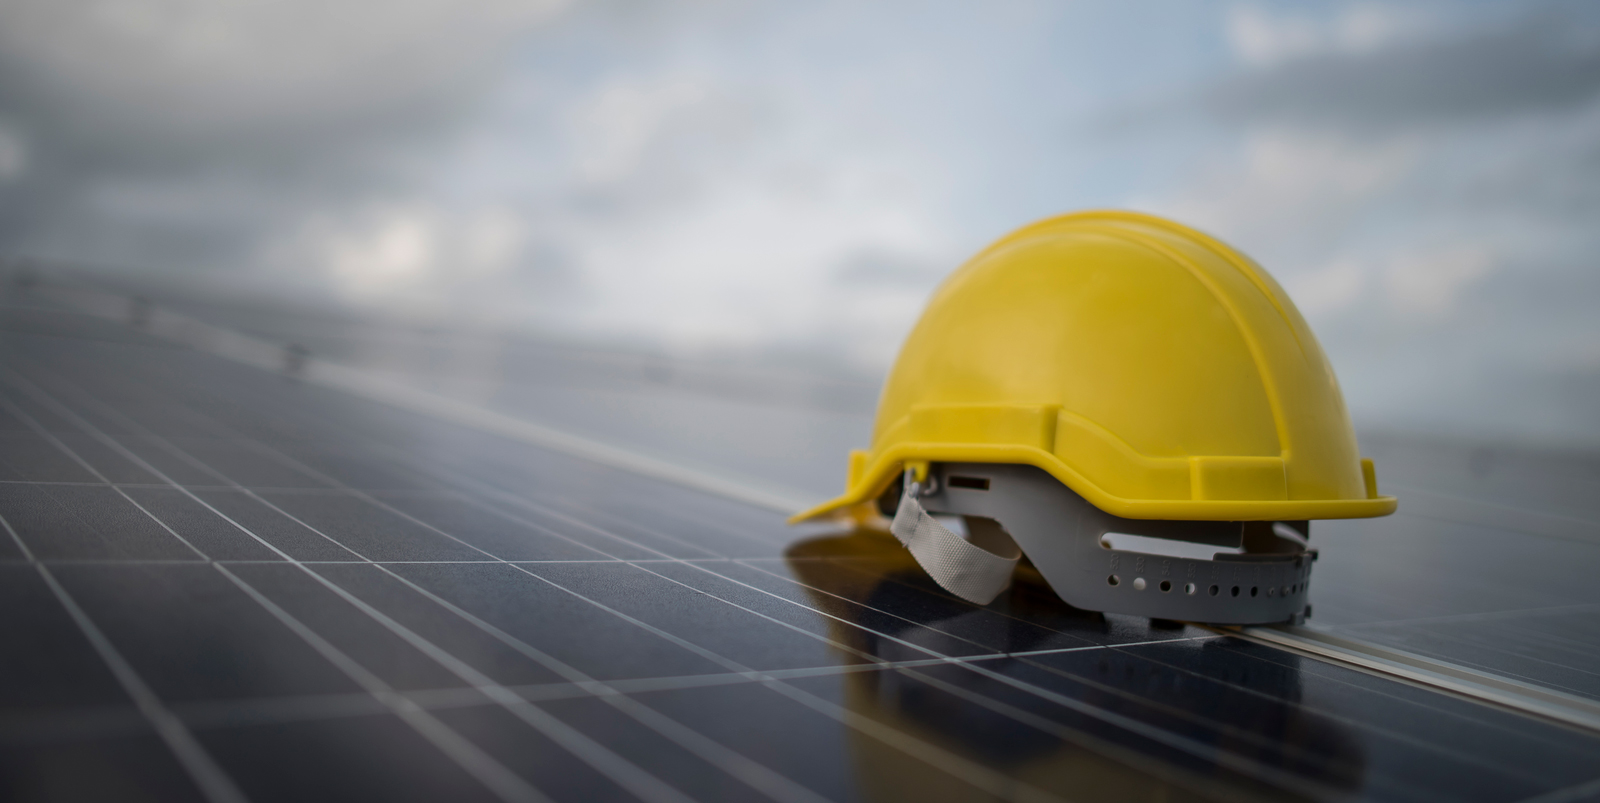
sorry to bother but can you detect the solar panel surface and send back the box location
[3,281,1599,802]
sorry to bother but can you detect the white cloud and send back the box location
[1383,245,1493,317]
[460,207,526,277]
[1143,129,1419,250]
[0,0,567,139]
[1277,246,1496,323]
[288,203,531,309]
[323,206,440,302]
[560,170,953,352]
[1284,258,1367,317]
[1226,2,1433,67]
[568,75,718,185]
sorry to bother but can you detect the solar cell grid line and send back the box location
[902,660,1370,801]
[118,356,796,560]
[0,391,209,562]
[461,490,1193,660]
[15,363,1510,665]
[43,364,1107,803]
[109,367,1427,796]
[1115,640,1600,782]
[168,316,1593,643]
[120,392,851,645]
[89,384,656,565]
[4,367,774,803]
[1312,515,1600,620]
[630,482,1194,644]
[18,332,1593,796]
[1370,536,1554,608]
[1009,643,1536,783]
[783,536,1538,662]
[156,444,1062,803]
[0,376,583,803]
[1386,484,1600,547]
[591,492,1222,652]
[21,305,1600,771]
[211,564,554,803]
[581,528,1111,659]
[0,308,1548,796]
[717,555,1370,755]
[301,425,1183,650]
[167,688,392,732]
[252,567,711,803]
[1475,620,1600,664]
[616,554,1363,795]
[736,553,1130,647]
[725,555,1106,648]
[6,374,812,803]
[535,481,800,553]
[492,511,1580,799]
[31,356,630,574]
[284,427,1216,664]
[742,547,1593,790]
[371,456,730,563]
[30,564,246,803]
[1358,605,1600,652]
[55,399,602,566]
[422,472,755,560]
[0,371,352,566]
[14,365,888,803]
[293,420,807,568]
[602,492,798,549]
[253,435,1329,800]
[215,436,642,565]
[345,566,840,803]
[21,359,1168,801]
[154,653,1022,736]
[1366,623,1600,693]
[532,497,769,559]
[1,509,32,561]
[350,407,1600,777]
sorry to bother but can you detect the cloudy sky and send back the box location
[1,0,1597,445]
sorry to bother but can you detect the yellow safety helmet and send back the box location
[792,210,1396,624]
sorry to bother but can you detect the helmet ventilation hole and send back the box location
[1209,585,1220,596]
[1250,586,1259,597]
[1185,583,1197,595]
[1159,580,1172,593]
[1231,586,1241,597]
[1132,577,1147,591]
[1107,575,1120,586]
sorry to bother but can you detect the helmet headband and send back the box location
[903,462,1315,625]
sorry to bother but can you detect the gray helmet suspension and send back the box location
[889,462,1315,624]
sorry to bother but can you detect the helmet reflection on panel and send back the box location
[783,528,1368,801]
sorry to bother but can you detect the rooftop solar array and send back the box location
[3,281,1599,801]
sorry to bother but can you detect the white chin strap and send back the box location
[890,472,1021,605]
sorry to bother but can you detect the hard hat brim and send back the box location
[788,445,1398,524]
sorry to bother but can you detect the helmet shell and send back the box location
[795,210,1396,522]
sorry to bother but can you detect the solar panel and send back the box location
[4,284,1600,801]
